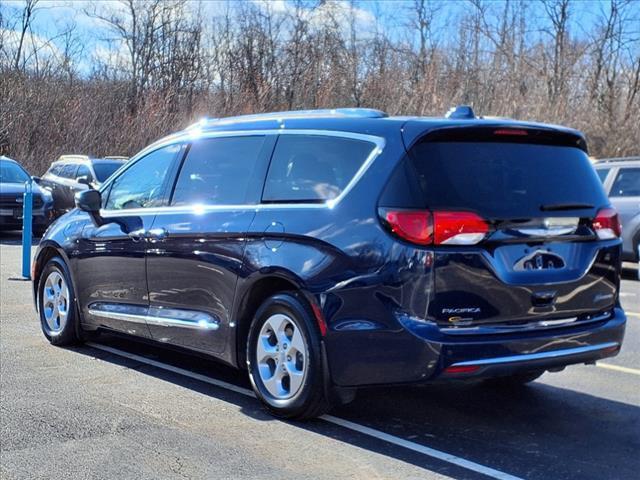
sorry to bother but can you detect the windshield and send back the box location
[93,161,124,182]
[0,161,29,184]
[408,142,608,219]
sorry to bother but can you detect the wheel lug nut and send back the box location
[283,343,288,349]
[287,355,291,361]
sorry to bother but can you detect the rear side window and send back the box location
[48,165,62,176]
[262,135,375,202]
[60,164,78,178]
[596,168,610,183]
[407,142,608,218]
[172,136,266,206]
[610,168,640,197]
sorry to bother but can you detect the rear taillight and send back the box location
[381,210,433,245]
[379,209,489,246]
[592,207,621,239]
[433,211,489,245]
[493,128,528,136]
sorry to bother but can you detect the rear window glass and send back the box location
[610,168,640,197]
[263,135,375,202]
[408,142,608,218]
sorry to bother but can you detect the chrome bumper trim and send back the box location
[441,312,611,335]
[450,341,619,367]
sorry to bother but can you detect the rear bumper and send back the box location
[326,307,626,386]
[441,341,619,378]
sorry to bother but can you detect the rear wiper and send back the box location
[540,202,594,212]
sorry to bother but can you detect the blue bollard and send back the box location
[21,179,33,279]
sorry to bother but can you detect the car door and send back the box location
[58,163,79,211]
[73,164,94,195]
[41,165,67,214]
[75,143,183,337]
[608,166,640,257]
[145,134,275,354]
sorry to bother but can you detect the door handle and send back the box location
[147,228,168,242]
[128,228,147,242]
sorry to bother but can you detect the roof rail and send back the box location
[445,105,476,119]
[186,108,388,130]
[57,154,90,162]
[594,156,640,163]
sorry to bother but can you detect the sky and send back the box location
[1,0,618,75]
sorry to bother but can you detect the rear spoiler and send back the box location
[402,123,588,152]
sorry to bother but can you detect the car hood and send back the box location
[0,182,50,198]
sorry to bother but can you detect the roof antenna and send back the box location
[445,105,476,119]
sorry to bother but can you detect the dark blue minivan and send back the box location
[32,107,626,418]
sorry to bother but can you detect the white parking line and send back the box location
[626,311,640,318]
[87,342,523,480]
[597,363,640,376]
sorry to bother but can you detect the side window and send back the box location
[596,168,610,184]
[76,165,93,182]
[610,168,640,197]
[60,164,78,179]
[171,136,266,206]
[105,144,180,210]
[47,165,62,176]
[262,135,376,202]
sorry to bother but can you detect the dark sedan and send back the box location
[0,156,55,235]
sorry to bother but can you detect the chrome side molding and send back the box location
[88,303,219,330]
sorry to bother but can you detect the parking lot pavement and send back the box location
[1,232,639,480]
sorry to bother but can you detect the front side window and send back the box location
[105,144,179,210]
[172,136,266,206]
[262,135,376,202]
[610,167,640,197]
[76,165,93,182]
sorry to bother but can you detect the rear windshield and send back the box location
[93,161,123,182]
[408,142,607,218]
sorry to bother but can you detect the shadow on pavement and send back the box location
[69,333,640,480]
[0,230,40,246]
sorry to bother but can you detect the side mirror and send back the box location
[75,189,103,226]
[77,176,92,186]
[31,175,41,184]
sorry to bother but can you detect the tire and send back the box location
[483,370,544,388]
[247,292,331,419]
[37,256,81,346]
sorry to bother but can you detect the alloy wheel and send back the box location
[256,313,308,400]
[42,271,69,333]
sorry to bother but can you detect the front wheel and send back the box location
[247,293,331,419]
[38,257,81,346]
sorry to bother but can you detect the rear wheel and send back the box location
[247,292,331,419]
[483,370,544,387]
[38,257,81,346]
